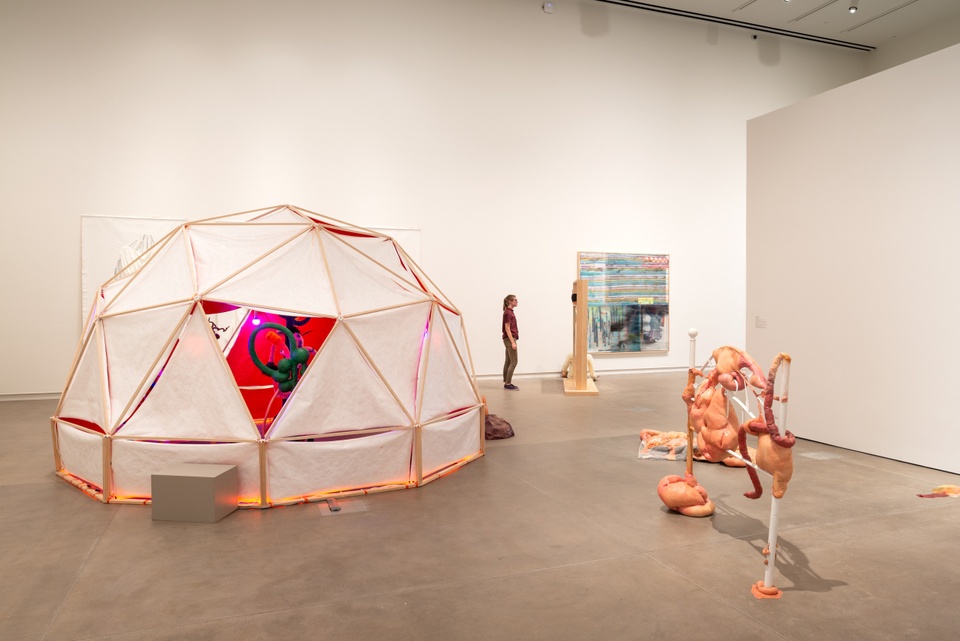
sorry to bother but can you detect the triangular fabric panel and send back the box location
[100,275,133,311]
[58,328,106,430]
[421,407,482,477]
[55,422,104,490]
[101,303,191,431]
[268,323,411,438]
[418,306,479,424]
[266,431,413,502]
[438,307,472,376]
[188,223,309,294]
[116,308,257,441]
[333,235,423,292]
[207,229,338,316]
[102,229,195,316]
[344,302,432,419]
[321,232,431,316]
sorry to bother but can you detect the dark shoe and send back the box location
[504,384,519,390]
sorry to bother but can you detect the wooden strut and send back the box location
[258,439,268,507]
[50,419,62,472]
[187,204,286,226]
[412,302,435,486]
[101,435,113,504]
[414,424,424,487]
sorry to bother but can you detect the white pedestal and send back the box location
[151,463,239,523]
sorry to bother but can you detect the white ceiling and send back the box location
[594,0,960,51]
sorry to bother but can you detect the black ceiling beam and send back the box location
[595,0,876,52]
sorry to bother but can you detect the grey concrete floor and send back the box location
[2,372,959,640]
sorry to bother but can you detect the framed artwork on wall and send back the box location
[577,252,669,353]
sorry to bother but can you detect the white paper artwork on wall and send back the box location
[81,216,186,327]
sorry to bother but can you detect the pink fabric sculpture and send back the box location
[739,352,795,499]
[656,473,715,517]
[656,347,795,517]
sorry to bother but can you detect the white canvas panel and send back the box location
[58,329,106,429]
[116,309,257,441]
[56,423,104,490]
[345,303,431,418]
[418,308,479,423]
[100,275,133,312]
[321,232,431,316]
[421,408,482,477]
[335,235,422,291]
[102,304,191,430]
[438,308,472,374]
[268,323,411,438]
[111,440,260,502]
[188,224,308,293]
[266,430,412,501]
[208,229,337,316]
[102,229,196,316]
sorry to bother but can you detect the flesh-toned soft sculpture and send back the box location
[657,347,795,516]
[53,205,483,507]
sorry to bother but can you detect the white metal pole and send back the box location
[763,496,781,588]
[777,359,790,438]
[763,356,788,590]
[688,328,698,369]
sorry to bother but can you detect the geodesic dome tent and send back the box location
[53,204,483,507]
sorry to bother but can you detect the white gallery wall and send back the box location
[0,0,869,396]
[747,43,960,473]
[865,10,960,76]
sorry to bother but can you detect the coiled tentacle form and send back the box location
[739,353,794,499]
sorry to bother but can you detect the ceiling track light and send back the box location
[849,0,859,13]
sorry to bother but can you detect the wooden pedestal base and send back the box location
[563,377,599,396]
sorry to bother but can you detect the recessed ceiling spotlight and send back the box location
[849,0,859,13]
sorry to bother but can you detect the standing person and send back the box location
[502,294,519,390]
